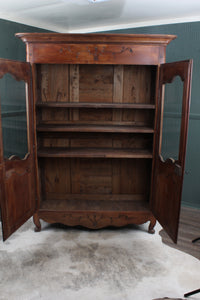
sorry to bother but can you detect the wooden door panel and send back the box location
[151,60,193,243]
[152,157,182,240]
[0,59,36,241]
[4,156,34,232]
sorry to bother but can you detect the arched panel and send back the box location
[0,59,36,241]
[151,60,193,243]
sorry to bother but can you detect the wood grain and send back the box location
[37,147,153,158]
[38,64,69,102]
[151,60,193,243]
[36,102,156,109]
[0,60,37,241]
[37,124,154,133]
[12,33,182,240]
[69,64,79,120]
[160,206,200,260]
[113,65,123,121]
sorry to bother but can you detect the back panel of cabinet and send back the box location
[36,64,156,103]
[39,157,152,202]
[35,63,157,211]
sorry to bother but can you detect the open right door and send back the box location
[151,60,193,243]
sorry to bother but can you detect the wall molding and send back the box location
[189,113,200,120]
[69,16,200,33]
[1,13,200,33]
[164,112,200,120]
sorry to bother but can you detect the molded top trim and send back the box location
[15,33,176,45]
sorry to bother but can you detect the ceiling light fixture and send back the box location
[61,0,110,4]
[88,0,110,3]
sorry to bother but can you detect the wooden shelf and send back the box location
[37,147,153,158]
[40,196,149,212]
[37,124,154,133]
[36,102,156,109]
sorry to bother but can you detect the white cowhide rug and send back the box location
[0,220,200,300]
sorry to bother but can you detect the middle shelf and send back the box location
[37,147,153,158]
[36,102,156,109]
[37,124,154,133]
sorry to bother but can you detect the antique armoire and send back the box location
[0,33,192,243]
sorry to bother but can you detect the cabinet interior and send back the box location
[35,63,157,212]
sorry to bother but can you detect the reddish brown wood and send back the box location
[37,124,154,133]
[37,192,156,231]
[37,64,70,103]
[70,64,79,120]
[39,133,153,153]
[2,33,193,243]
[113,65,123,121]
[31,43,163,65]
[148,217,156,234]
[38,111,154,127]
[16,33,176,44]
[0,60,37,241]
[33,213,41,232]
[38,211,155,230]
[38,210,154,230]
[41,158,151,196]
[16,33,176,65]
[0,59,30,82]
[151,60,193,243]
[27,34,172,238]
[41,194,146,202]
[36,102,156,109]
[40,197,149,210]
[31,64,41,212]
[37,147,153,158]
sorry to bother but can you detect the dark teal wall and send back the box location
[1,19,199,208]
[107,22,200,208]
[0,18,49,60]
[0,19,50,159]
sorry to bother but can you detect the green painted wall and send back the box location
[0,19,50,159]
[107,22,200,208]
[1,18,199,208]
[0,18,49,60]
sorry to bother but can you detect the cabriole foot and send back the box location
[148,218,156,234]
[33,213,41,232]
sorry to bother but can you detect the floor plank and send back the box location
[159,206,200,260]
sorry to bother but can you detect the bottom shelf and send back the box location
[36,195,156,231]
[37,147,153,158]
[36,196,156,232]
[40,195,150,212]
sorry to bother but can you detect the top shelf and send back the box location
[36,102,156,109]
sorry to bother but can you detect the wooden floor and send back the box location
[159,206,200,260]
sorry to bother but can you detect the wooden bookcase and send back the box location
[0,34,193,243]
[35,63,156,233]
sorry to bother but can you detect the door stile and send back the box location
[0,59,37,241]
[150,60,193,243]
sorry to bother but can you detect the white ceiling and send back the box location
[1,0,200,33]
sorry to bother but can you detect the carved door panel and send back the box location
[151,60,193,243]
[0,59,36,241]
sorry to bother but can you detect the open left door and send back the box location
[0,59,36,241]
[151,60,193,243]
